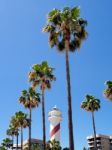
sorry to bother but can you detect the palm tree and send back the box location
[1,138,13,150]
[6,126,16,150]
[0,146,7,150]
[19,87,40,150]
[103,80,112,100]
[43,6,87,150]
[29,61,56,150]
[6,125,19,150]
[10,116,19,150]
[6,128,14,150]
[81,95,100,150]
[31,143,41,150]
[24,143,41,150]
[13,111,29,150]
[46,139,61,150]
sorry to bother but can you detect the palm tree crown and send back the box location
[10,115,20,132]
[19,87,40,108]
[81,94,100,150]
[1,138,13,149]
[6,125,18,137]
[104,80,112,100]
[6,126,15,137]
[29,61,56,90]
[81,95,100,112]
[14,111,29,128]
[43,7,87,52]
[46,140,61,150]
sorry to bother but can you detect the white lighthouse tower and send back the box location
[48,106,62,142]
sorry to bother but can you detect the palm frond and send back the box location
[71,6,80,20]
[81,94,100,112]
[29,61,56,91]
[43,6,88,53]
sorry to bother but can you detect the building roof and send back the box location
[87,134,112,140]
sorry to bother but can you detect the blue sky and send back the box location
[0,0,112,149]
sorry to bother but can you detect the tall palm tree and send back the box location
[1,138,13,150]
[12,111,29,150]
[6,125,17,150]
[19,87,40,150]
[81,95,100,150]
[43,6,87,150]
[29,61,56,150]
[10,117,19,150]
[6,128,14,150]
[7,125,19,150]
[103,80,112,100]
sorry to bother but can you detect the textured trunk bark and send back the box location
[65,40,74,150]
[16,131,19,150]
[92,111,97,150]
[12,135,14,150]
[29,107,32,150]
[42,88,46,150]
[21,126,23,150]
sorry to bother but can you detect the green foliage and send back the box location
[10,115,19,130]
[31,143,41,150]
[43,6,87,52]
[29,61,56,90]
[46,140,62,150]
[0,146,6,150]
[71,7,80,19]
[32,61,54,75]
[81,95,100,112]
[24,143,41,150]
[19,87,40,109]
[46,140,69,150]
[104,80,112,100]
[105,80,112,88]
[1,138,13,149]
[48,9,60,18]
[6,125,19,137]
[11,111,29,129]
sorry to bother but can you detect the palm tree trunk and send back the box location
[65,39,74,150]
[16,131,19,150]
[29,107,32,150]
[92,111,97,150]
[21,126,23,150]
[42,88,46,150]
[12,135,14,150]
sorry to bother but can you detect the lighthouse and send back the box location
[48,106,62,142]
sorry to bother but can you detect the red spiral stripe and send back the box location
[50,123,60,138]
